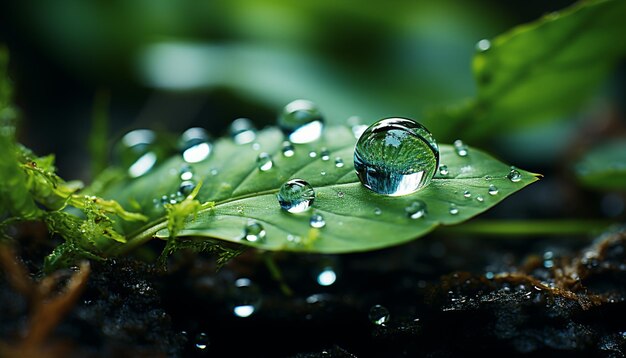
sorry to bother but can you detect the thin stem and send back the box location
[263,253,293,297]
[438,219,613,236]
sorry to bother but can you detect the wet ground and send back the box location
[1,221,625,357]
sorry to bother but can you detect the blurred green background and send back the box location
[2,0,622,182]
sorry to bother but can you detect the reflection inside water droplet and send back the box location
[277,179,315,213]
[354,117,439,196]
[507,169,522,182]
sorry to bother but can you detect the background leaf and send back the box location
[430,0,626,141]
[101,126,539,254]
[575,139,626,191]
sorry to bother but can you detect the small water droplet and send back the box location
[309,151,317,158]
[337,191,345,198]
[320,148,330,161]
[369,305,390,326]
[463,190,471,198]
[449,203,459,215]
[179,180,196,196]
[354,118,439,196]
[488,184,498,195]
[309,213,326,228]
[453,139,468,157]
[507,169,522,182]
[439,164,449,176]
[180,165,194,180]
[210,168,219,176]
[278,99,324,143]
[405,200,427,219]
[476,195,484,202]
[476,39,491,52]
[485,175,492,181]
[243,221,266,242]
[320,171,326,176]
[287,234,301,244]
[316,267,336,286]
[277,179,315,213]
[485,272,495,280]
[194,332,209,350]
[180,127,212,163]
[374,208,382,215]
[281,141,295,157]
[334,157,345,168]
[232,278,260,318]
[229,117,256,144]
[256,152,273,171]
[251,142,261,151]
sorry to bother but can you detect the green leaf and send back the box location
[429,0,626,141]
[101,126,539,254]
[575,139,626,191]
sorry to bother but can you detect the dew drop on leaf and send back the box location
[463,190,471,198]
[277,179,315,213]
[507,169,522,182]
[354,118,439,196]
[439,164,449,176]
[476,195,484,202]
[334,157,345,168]
[281,141,295,157]
[453,139,468,157]
[488,184,499,195]
[320,148,330,161]
[309,151,317,158]
[256,152,273,172]
[117,129,159,178]
[369,304,390,326]
[180,127,212,163]
[405,200,427,219]
[243,221,266,242]
[374,207,382,215]
[449,203,459,215]
[229,117,256,144]
[278,99,324,144]
[179,165,194,180]
[309,213,326,228]
[179,180,196,196]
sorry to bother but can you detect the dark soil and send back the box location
[1,225,625,357]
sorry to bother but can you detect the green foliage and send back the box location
[98,127,538,253]
[430,0,626,141]
[575,140,626,191]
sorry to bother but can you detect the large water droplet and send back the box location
[316,267,336,286]
[232,278,260,318]
[439,164,449,176]
[405,200,427,219]
[194,332,209,350]
[369,305,390,326]
[180,127,212,163]
[476,39,491,52]
[117,129,159,178]
[449,203,459,215]
[278,99,324,143]
[281,141,295,157]
[256,152,273,171]
[507,169,522,182]
[453,140,468,157]
[243,221,266,242]
[277,179,315,213]
[180,165,194,180]
[179,180,196,196]
[354,118,439,196]
[488,184,499,195]
[229,117,256,144]
[309,213,326,228]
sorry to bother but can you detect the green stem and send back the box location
[263,253,293,297]
[107,220,168,256]
[438,219,613,236]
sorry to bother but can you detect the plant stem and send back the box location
[263,253,293,297]
[438,219,613,236]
